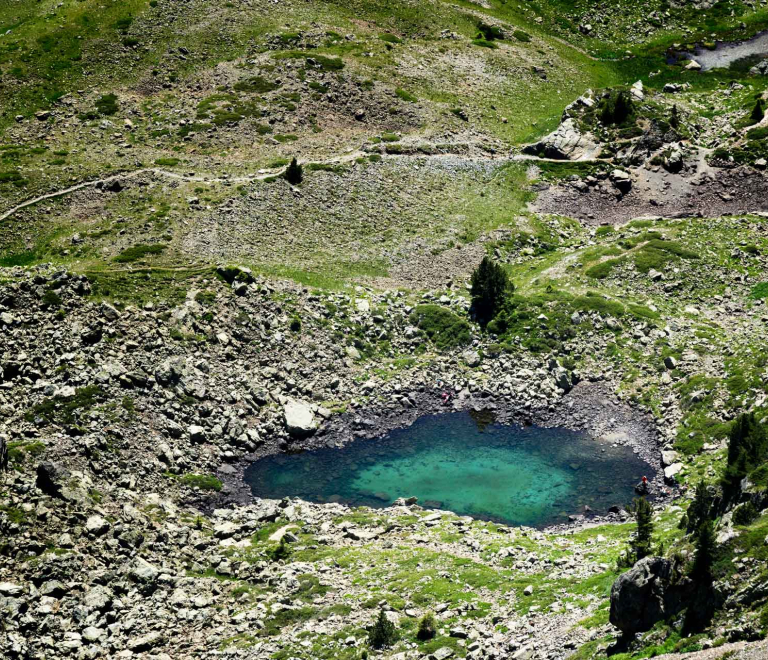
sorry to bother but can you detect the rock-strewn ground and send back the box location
[0,265,671,659]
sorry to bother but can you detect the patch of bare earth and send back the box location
[533,165,768,225]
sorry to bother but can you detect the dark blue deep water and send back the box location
[245,411,653,527]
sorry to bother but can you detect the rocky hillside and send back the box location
[3,0,768,659]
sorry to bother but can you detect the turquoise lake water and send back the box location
[245,411,652,527]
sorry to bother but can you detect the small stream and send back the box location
[679,31,768,71]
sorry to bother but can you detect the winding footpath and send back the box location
[0,150,376,224]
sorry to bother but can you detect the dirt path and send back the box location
[0,149,512,224]
[0,149,378,223]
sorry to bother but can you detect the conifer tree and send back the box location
[284,157,303,185]
[686,481,712,533]
[470,256,513,325]
[416,612,437,641]
[691,519,716,583]
[670,104,680,130]
[722,412,768,501]
[369,609,397,649]
[631,497,654,562]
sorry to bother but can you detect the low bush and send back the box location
[586,258,622,279]
[733,501,759,526]
[234,76,280,93]
[417,612,437,641]
[0,170,27,187]
[477,21,504,41]
[96,93,119,116]
[598,89,633,126]
[25,385,105,427]
[180,473,223,491]
[410,305,471,349]
[114,244,166,263]
[41,289,63,307]
[395,88,417,102]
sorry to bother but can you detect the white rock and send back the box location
[283,399,318,436]
[664,463,684,483]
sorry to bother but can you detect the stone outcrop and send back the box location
[522,118,600,160]
[609,556,691,635]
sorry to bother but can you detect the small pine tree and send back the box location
[600,89,633,126]
[750,98,765,124]
[722,412,768,501]
[284,157,303,185]
[691,519,716,583]
[686,481,713,533]
[369,609,397,649]
[269,536,292,562]
[631,497,654,562]
[416,612,437,641]
[670,104,680,130]
[0,434,7,478]
[470,256,513,326]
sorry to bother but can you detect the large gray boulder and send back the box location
[283,399,318,437]
[36,462,84,502]
[523,118,600,160]
[609,556,691,635]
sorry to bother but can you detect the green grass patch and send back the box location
[24,385,106,427]
[178,473,223,491]
[113,243,166,263]
[410,304,472,350]
[234,76,280,93]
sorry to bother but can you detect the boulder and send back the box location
[552,367,572,393]
[749,59,768,76]
[462,350,481,368]
[664,463,684,484]
[0,582,23,597]
[430,648,455,660]
[283,399,318,437]
[216,264,255,284]
[85,515,110,536]
[609,556,691,635]
[128,632,165,653]
[610,169,632,193]
[663,355,677,370]
[188,425,206,443]
[128,556,159,583]
[100,302,120,321]
[36,462,82,502]
[522,118,600,160]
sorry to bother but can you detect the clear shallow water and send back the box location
[681,31,768,71]
[245,412,653,528]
